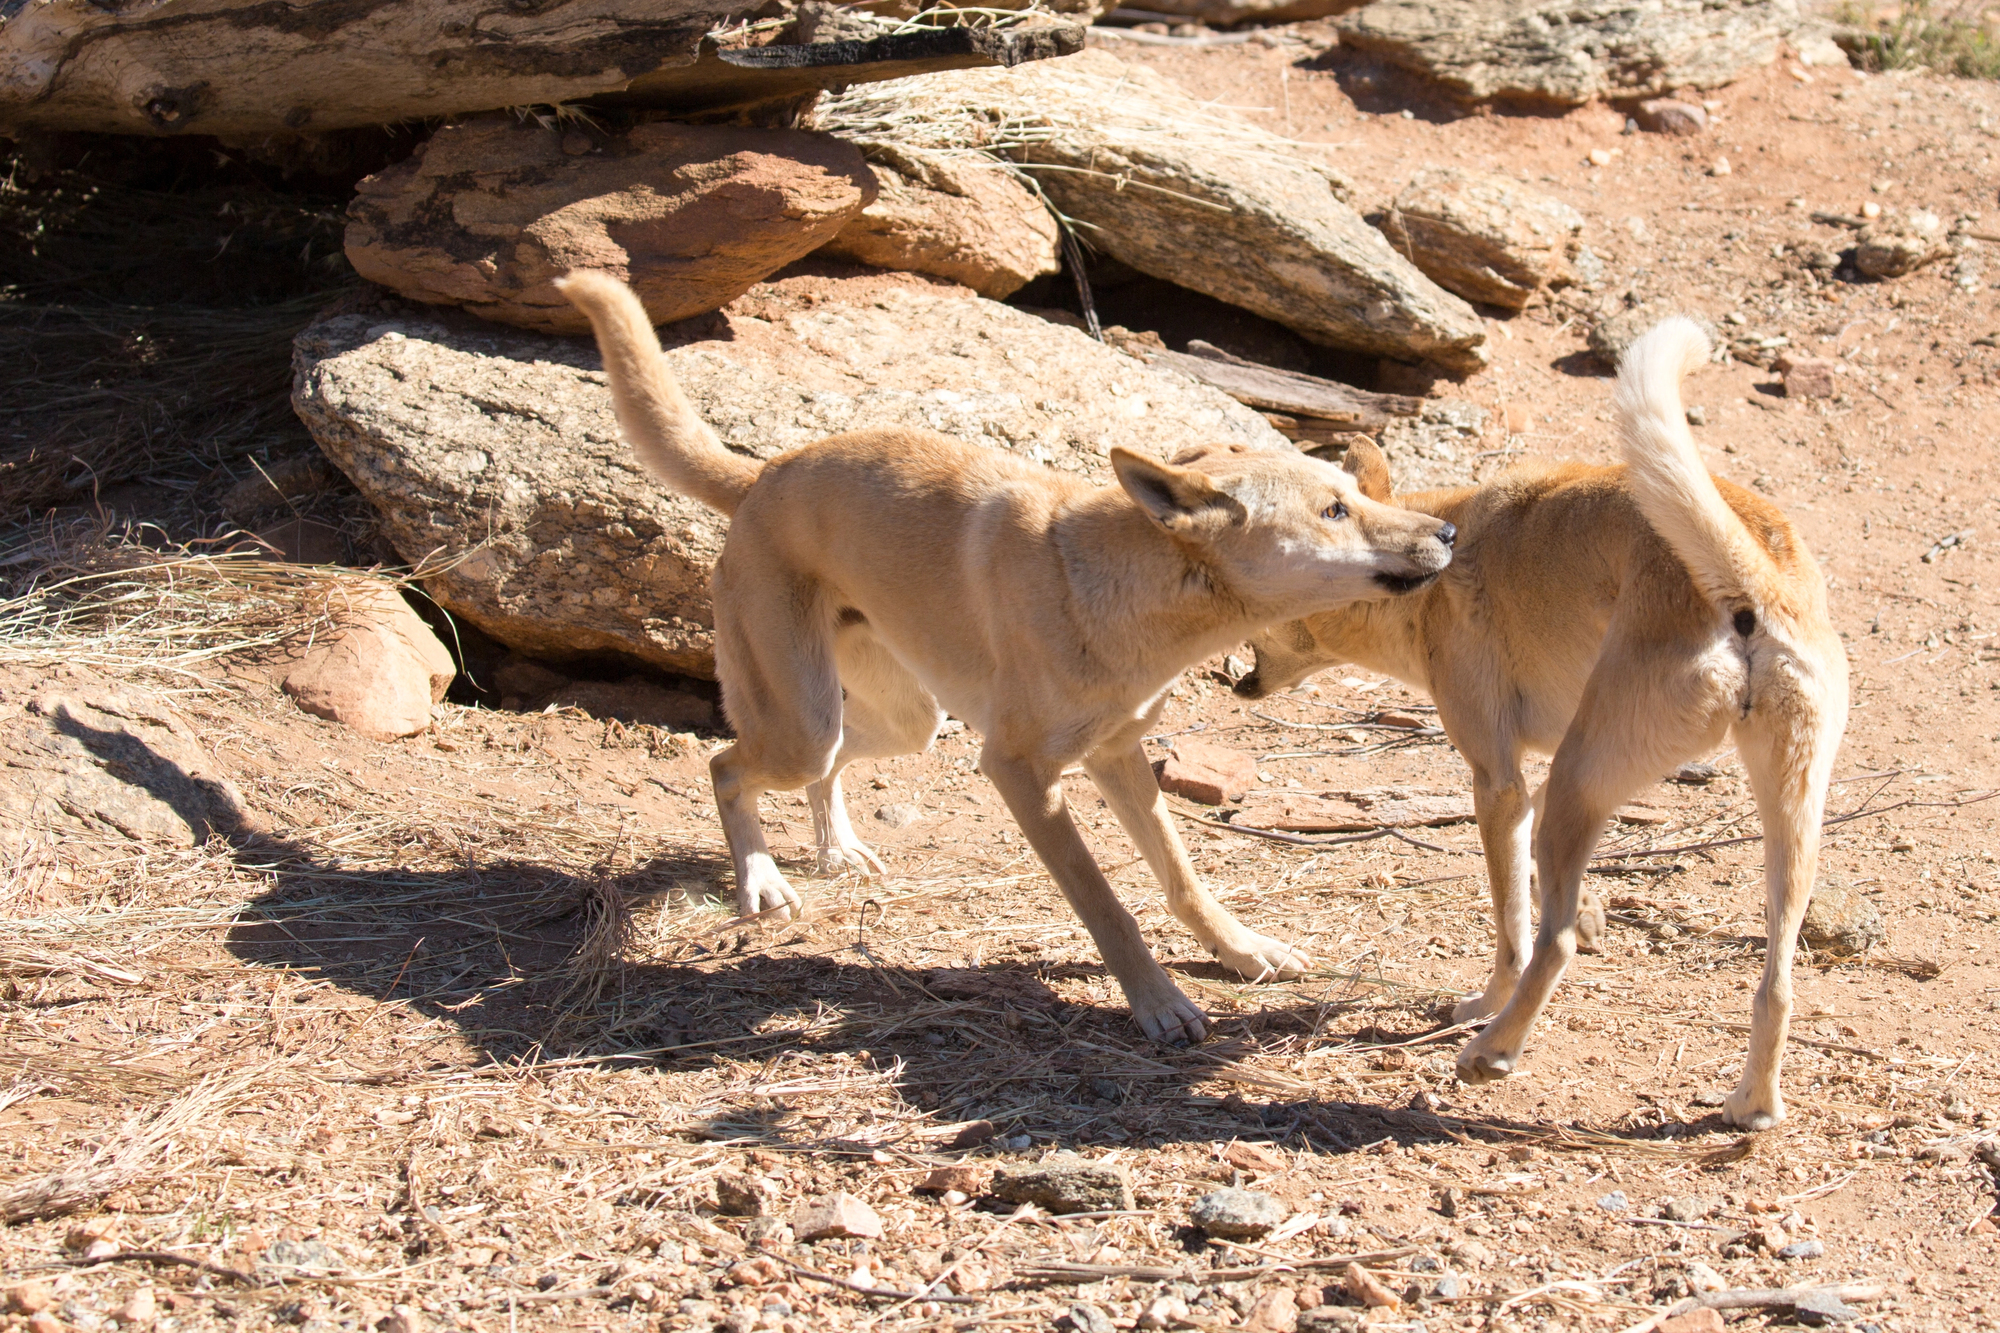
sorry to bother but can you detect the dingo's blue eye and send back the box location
[1323,501,1349,521]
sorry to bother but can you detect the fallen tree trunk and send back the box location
[0,0,1080,143]
[1142,342,1425,433]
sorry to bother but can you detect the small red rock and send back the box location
[1242,1288,1300,1332]
[4,1282,54,1315]
[792,1192,884,1241]
[1776,355,1837,399]
[1637,98,1708,135]
[1659,1309,1727,1333]
[918,1164,990,1195]
[1224,1141,1285,1175]
[1345,1262,1401,1309]
[1157,739,1258,805]
[27,1313,65,1333]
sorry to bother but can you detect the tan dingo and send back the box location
[1236,317,1847,1126]
[559,271,1458,1044]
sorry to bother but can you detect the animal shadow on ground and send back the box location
[65,714,1742,1160]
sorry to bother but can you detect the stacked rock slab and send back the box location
[292,273,1288,678]
[1379,168,1585,309]
[345,119,877,335]
[1335,0,1807,105]
[816,149,1061,299]
[816,51,1489,373]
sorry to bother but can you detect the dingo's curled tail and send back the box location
[557,270,761,517]
[1614,317,1780,613]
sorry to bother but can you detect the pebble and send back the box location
[1685,1261,1727,1293]
[261,1239,339,1273]
[1067,1301,1117,1333]
[1448,1239,1494,1266]
[111,1289,155,1328]
[1711,157,1731,176]
[1190,1188,1288,1239]
[1434,1272,1464,1299]
[1692,1089,1728,1107]
[1685,405,1709,426]
[1636,98,1709,135]
[791,1192,884,1241]
[992,1154,1134,1213]
[381,1308,424,1333]
[1344,1262,1401,1309]
[919,1164,990,1195]
[1658,1311,1727,1333]
[1661,1197,1711,1222]
[874,803,920,828]
[1242,1289,1299,1333]
[1588,148,1615,166]
[1801,882,1887,955]
[1777,1238,1826,1260]
[27,1315,64,1333]
[5,1283,55,1316]
[1755,1224,1792,1252]
[1596,1190,1630,1212]
[715,1171,774,1217]
[1138,1296,1190,1329]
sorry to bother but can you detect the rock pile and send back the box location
[815,51,1490,372]
[1379,167,1585,310]
[816,149,1060,299]
[293,272,1285,677]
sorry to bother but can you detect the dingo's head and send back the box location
[1109,436,1453,618]
[1220,438,1447,700]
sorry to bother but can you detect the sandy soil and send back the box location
[4,32,2000,1333]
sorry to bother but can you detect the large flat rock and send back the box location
[292,271,1287,678]
[816,51,1489,374]
[346,119,875,335]
[1335,0,1804,106]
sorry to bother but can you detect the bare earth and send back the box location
[5,33,2000,1333]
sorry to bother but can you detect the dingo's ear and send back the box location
[1341,438,1393,502]
[1110,447,1239,533]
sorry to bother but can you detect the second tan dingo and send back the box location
[1236,317,1848,1125]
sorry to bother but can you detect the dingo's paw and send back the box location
[1131,990,1211,1047]
[1456,1036,1520,1086]
[1216,932,1312,982]
[1451,987,1512,1024]
[816,839,886,879]
[1722,1083,1785,1131]
[738,864,803,920]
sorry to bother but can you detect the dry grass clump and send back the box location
[1839,0,2000,76]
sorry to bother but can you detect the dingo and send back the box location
[1236,317,1847,1125]
[560,271,1457,1044]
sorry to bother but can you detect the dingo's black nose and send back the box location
[1436,521,1457,547]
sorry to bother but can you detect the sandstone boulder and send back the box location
[280,582,456,739]
[1335,0,1805,106]
[1855,211,1947,280]
[0,666,251,854]
[815,150,1060,299]
[1115,0,1362,23]
[1379,168,1584,310]
[1800,881,1886,956]
[292,272,1286,678]
[816,52,1489,373]
[1157,740,1259,805]
[1634,98,1708,135]
[345,118,876,335]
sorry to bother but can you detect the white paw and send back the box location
[1216,932,1313,982]
[738,865,803,920]
[815,840,886,879]
[1132,992,1211,1047]
[1451,985,1514,1025]
[1456,1035,1519,1086]
[1722,1083,1785,1130]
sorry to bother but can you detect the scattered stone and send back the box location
[1709,156,1732,177]
[1378,167,1585,310]
[1855,211,1947,279]
[1156,740,1259,806]
[1224,1141,1286,1174]
[1692,1089,1728,1107]
[1190,1188,1288,1239]
[875,803,922,829]
[1616,804,1670,826]
[1777,1238,1826,1260]
[280,581,456,739]
[816,150,1059,299]
[1138,1295,1191,1330]
[1597,1190,1630,1212]
[26,1314,64,1333]
[919,1164,991,1194]
[1066,1303,1116,1333]
[1344,1262,1401,1309]
[346,117,875,334]
[63,1218,115,1251]
[1684,1261,1726,1292]
[1336,0,1804,105]
[820,51,1489,371]
[948,1119,998,1149]
[262,1239,341,1273]
[1448,1239,1494,1266]
[294,273,1282,678]
[1434,1272,1464,1299]
[1658,1310,1727,1333]
[1298,1308,1363,1333]
[1589,304,1717,365]
[1775,353,1838,399]
[1661,1197,1711,1222]
[380,1306,424,1333]
[111,1289,156,1328]
[4,1282,54,1316]
[991,1154,1135,1213]
[1242,1289,1300,1333]
[1674,761,1718,783]
[792,1193,884,1241]
[1801,882,1887,956]
[1636,98,1709,135]
[1754,1224,1792,1252]
[715,1172,775,1217]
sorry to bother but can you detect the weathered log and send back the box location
[1141,342,1424,433]
[0,0,1082,143]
